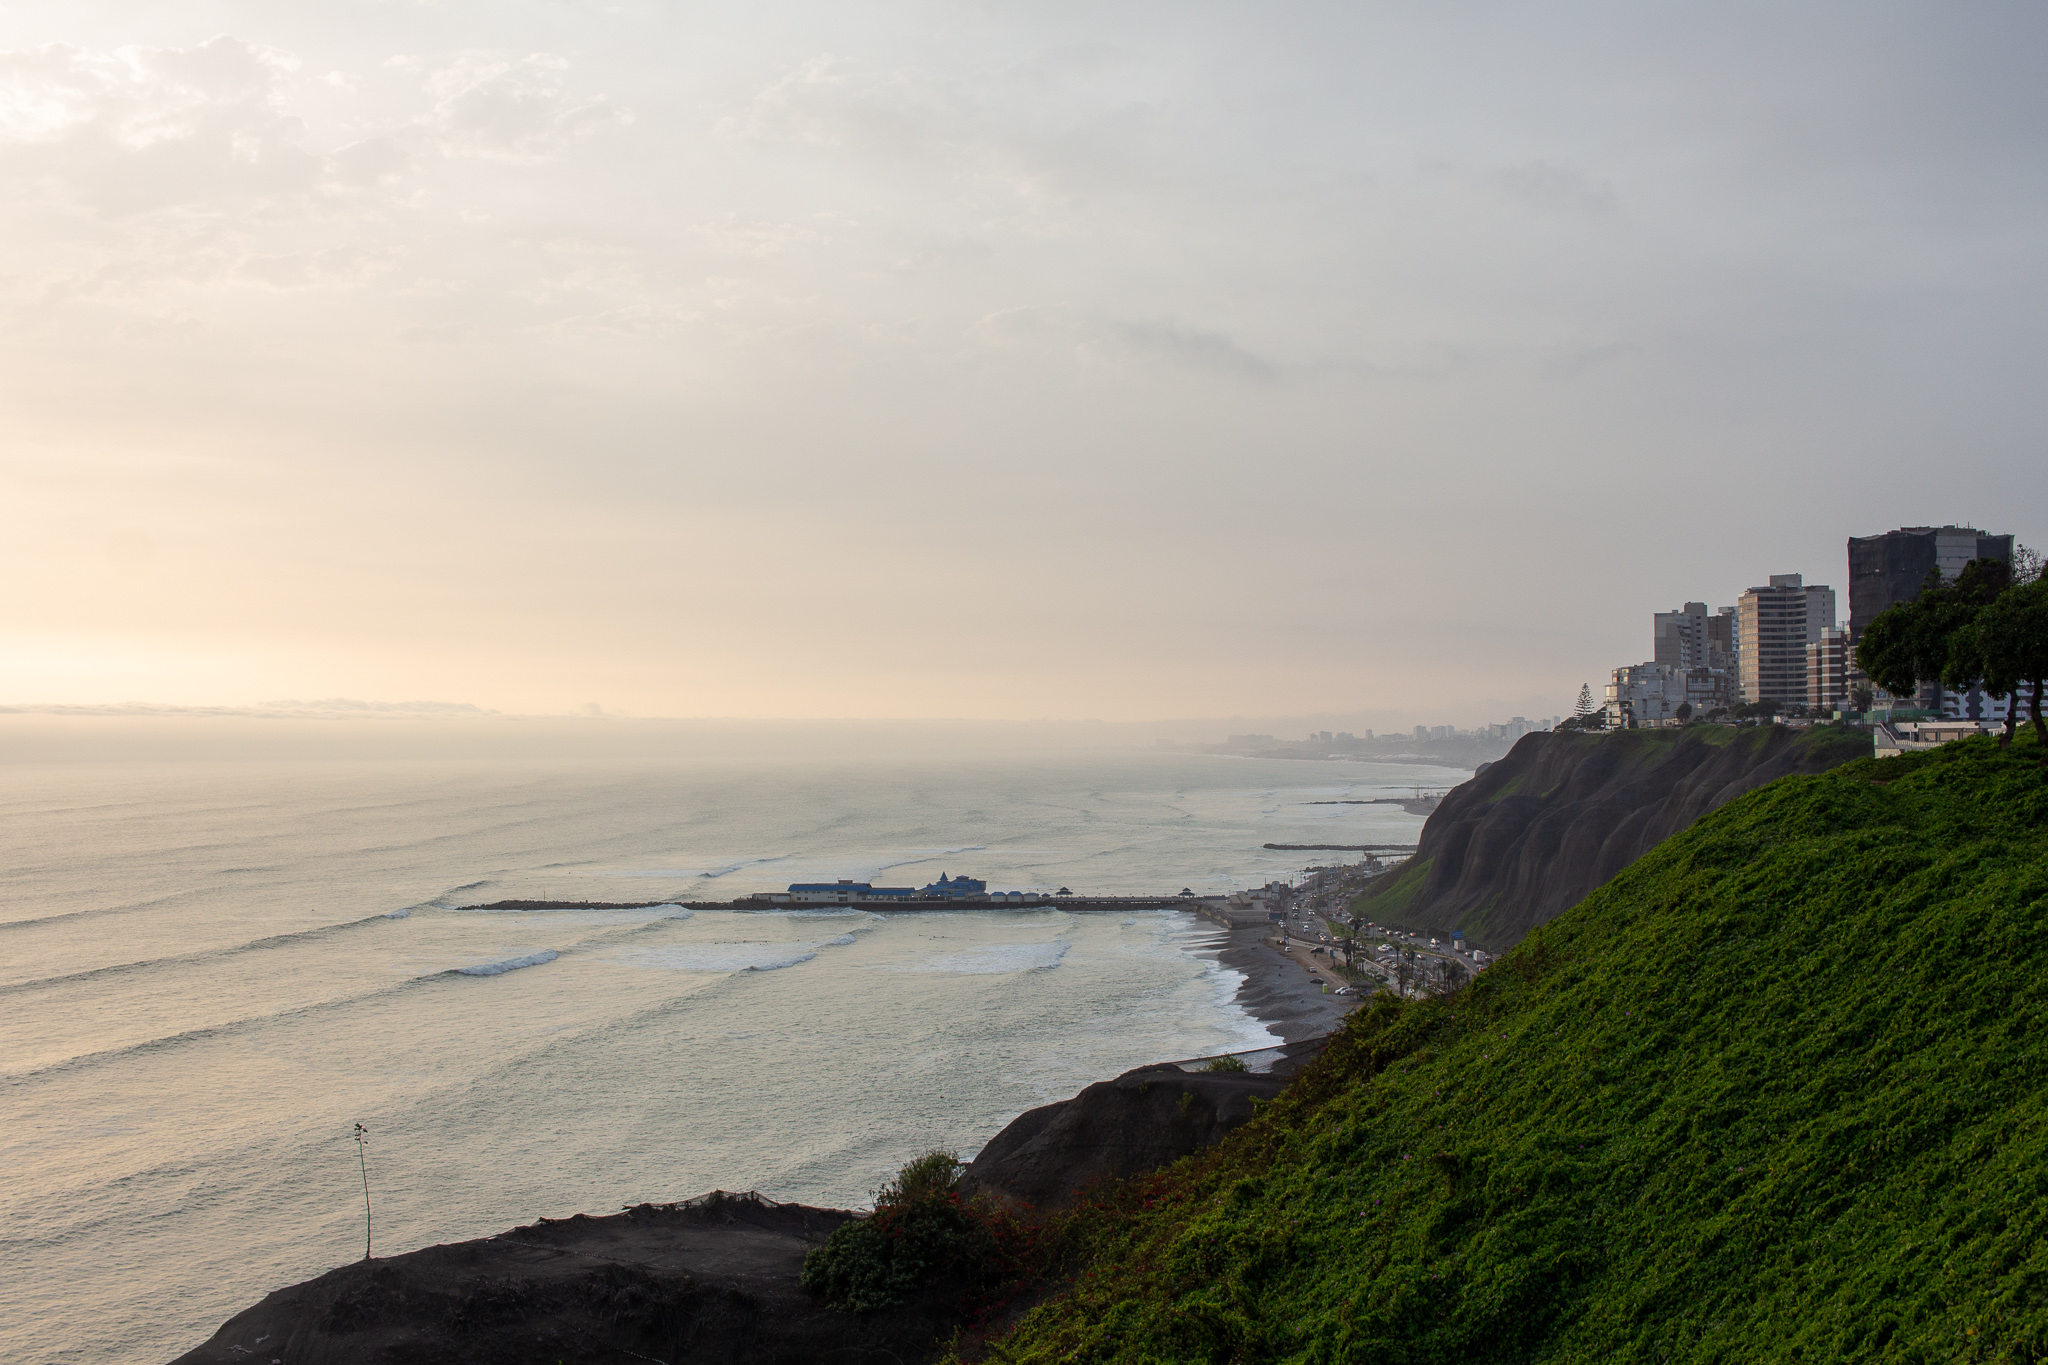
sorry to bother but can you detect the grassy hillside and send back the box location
[980,734,2048,1363]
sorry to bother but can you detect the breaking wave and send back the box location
[447,950,559,978]
[0,912,398,998]
[619,944,820,973]
[893,941,1071,975]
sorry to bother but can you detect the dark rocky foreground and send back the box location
[1359,723,1873,950]
[167,1195,933,1365]
[960,1063,1291,1212]
[169,1065,1294,1364]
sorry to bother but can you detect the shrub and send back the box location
[801,1151,1030,1315]
[1201,1054,1249,1073]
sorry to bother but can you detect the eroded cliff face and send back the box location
[1357,725,1872,950]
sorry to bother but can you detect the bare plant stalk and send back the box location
[354,1123,372,1261]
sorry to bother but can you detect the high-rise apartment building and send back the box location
[1606,662,1687,728]
[1653,603,1707,669]
[1846,525,2013,642]
[1706,607,1736,672]
[1654,602,1738,673]
[1807,627,1850,712]
[1737,574,1836,705]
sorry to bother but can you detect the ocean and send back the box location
[0,743,1463,1364]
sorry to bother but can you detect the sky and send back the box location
[3,1,2044,726]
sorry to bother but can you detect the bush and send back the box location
[1201,1054,1249,1073]
[801,1152,1019,1315]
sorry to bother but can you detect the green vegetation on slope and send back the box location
[983,735,2048,1363]
[1362,858,1432,919]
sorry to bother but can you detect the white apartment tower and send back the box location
[1737,574,1837,705]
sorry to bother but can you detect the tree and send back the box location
[2013,542,2045,587]
[1856,594,1923,702]
[1856,558,2013,710]
[1935,559,2017,727]
[1965,577,2048,747]
[1574,683,1597,719]
[1675,701,1692,723]
[1850,682,1875,714]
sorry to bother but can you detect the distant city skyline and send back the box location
[1601,524,2027,727]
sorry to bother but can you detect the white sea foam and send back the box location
[450,949,558,977]
[619,943,820,973]
[893,941,1071,974]
[385,909,411,919]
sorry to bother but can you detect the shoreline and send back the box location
[1214,923,1361,1043]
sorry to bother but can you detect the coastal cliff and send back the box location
[1357,723,1872,949]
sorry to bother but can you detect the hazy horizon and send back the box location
[0,704,1541,768]
[5,1,2043,721]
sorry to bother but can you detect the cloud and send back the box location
[1492,160,1616,215]
[326,134,411,185]
[971,305,1277,381]
[416,52,633,160]
[1088,320,1278,382]
[691,216,832,259]
[0,37,319,212]
[235,244,398,289]
[0,38,633,221]
[716,54,884,147]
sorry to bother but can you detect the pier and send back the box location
[1261,843,1417,853]
[462,895,1202,913]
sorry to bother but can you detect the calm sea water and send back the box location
[0,747,1459,1364]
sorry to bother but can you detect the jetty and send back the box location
[1261,843,1417,853]
[461,895,1200,913]
[461,859,1398,919]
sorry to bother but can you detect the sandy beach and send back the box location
[1215,924,1364,1042]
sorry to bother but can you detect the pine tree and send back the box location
[1575,683,1596,718]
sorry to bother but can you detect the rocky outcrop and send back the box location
[167,1194,957,1365]
[961,1063,1289,1212]
[1357,724,1871,951]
